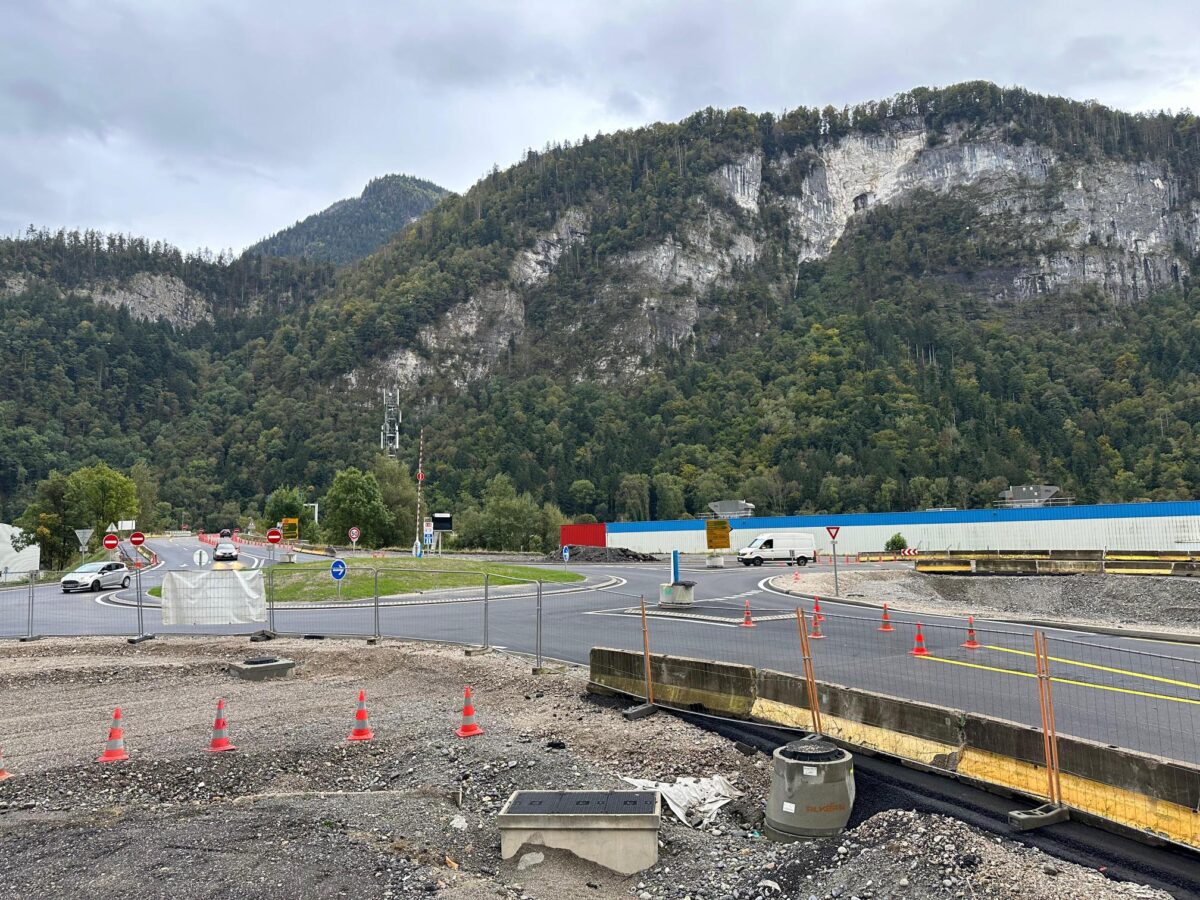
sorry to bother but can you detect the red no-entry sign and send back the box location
[102,533,119,550]
[266,528,283,544]
[129,532,145,546]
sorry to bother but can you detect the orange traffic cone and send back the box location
[961,616,981,649]
[740,599,756,628]
[910,624,929,656]
[207,698,237,752]
[791,570,800,585]
[456,686,484,738]
[878,603,895,632]
[0,747,12,780]
[97,708,130,763]
[813,598,825,624]
[347,690,374,742]
[808,614,825,640]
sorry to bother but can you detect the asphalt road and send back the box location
[3,539,1198,766]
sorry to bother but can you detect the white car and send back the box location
[61,562,131,592]
[213,541,239,561]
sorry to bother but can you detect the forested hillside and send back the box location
[3,83,1200,540]
[247,174,449,266]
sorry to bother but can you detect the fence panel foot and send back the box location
[127,633,156,645]
[621,703,658,721]
[1008,803,1070,831]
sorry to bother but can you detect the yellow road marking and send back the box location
[916,655,1200,706]
[984,645,1200,692]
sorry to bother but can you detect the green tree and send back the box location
[568,479,598,514]
[65,463,138,539]
[457,475,543,550]
[372,456,418,547]
[264,487,316,540]
[885,533,908,552]
[16,470,76,570]
[616,474,650,521]
[651,473,686,520]
[540,501,566,552]
[130,460,160,531]
[321,468,392,549]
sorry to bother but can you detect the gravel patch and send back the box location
[0,637,1178,899]
[778,569,1200,634]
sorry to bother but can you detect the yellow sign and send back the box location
[281,517,300,540]
[706,519,731,550]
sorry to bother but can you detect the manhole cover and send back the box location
[506,791,657,815]
[778,739,842,763]
[243,656,279,666]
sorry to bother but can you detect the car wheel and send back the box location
[91,580,101,591]
[753,557,763,567]
[798,557,809,567]
[122,576,130,588]
[62,588,70,594]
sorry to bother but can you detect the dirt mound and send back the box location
[552,545,659,563]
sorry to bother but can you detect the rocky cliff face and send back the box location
[1,271,213,326]
[369,121,1199,388]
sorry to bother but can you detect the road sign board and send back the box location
[193,549,210,567]
[129,532,145,547]
[281,517,300,540]
[705,519,731,550]
[900,548,918,557]
[562,546,570,562]
[102,533,119,550]
[417,471,425,482]
[74,528,94,550]
[423,519,433,536]
[826,526,841,541]
[432,512,453,532]
[348,526,361,543]
[266,528,283,544]
[118,519,136,532]
[330,559,347,581]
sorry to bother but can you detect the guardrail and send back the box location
[857,548,1200,577]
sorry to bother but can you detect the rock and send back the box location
[449,816,467,831]
[516,852,544,872]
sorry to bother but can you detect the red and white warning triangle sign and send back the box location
[825,526,840,541]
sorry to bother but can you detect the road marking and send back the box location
[983,644,1200,692]
[916,654,1200,706]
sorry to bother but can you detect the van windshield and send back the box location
[746,536,765,549]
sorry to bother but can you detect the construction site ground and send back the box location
[784,568,1200,635]
[0,637,1179,899]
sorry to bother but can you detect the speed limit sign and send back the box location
[348,526,361,544]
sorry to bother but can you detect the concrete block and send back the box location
[498,791,660,875]
[229,657,295,681]
[964,713,1051,766]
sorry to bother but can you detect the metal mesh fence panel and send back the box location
[538,584,644,670]
[268,564,380,638]
[34,568,140,637]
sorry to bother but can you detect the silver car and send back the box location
[213,541,239,562]
[61,562,131,593]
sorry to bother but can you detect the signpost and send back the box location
[562,545,570,564]
[331,558,347,600]
[127,531,153,644]
[348,526,361,554]
[192,548,210,567]
[705,519,731,551]
[826,526,841,596]
[423,519,434,547]
[266,528,282,545]
[103,533,120,551]
[74,528,94,566]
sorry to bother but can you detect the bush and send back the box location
[885,532,908,552]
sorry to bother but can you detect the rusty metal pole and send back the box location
[795,607,823,735]
[1033,631,1059,804]
[1039,631,1063,804]
[639,595,655,706]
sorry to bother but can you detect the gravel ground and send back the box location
[0,637,1179,899]
[776,569,1200,634]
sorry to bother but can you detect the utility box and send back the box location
[658,580,696,608]
[498,790,660,875]
[764,738,855,840]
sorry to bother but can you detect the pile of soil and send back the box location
[552,546,659,563]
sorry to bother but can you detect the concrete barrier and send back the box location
[588,647,1200,849]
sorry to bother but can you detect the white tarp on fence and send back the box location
[0,523,40,583]
[161,570,266,625]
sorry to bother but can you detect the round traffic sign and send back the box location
[266,528,282,544]
[102,533,119,550]
[348,526,361,543]
[193,549,210,567]
[129,532,145,547]
[330,559,347,581]
[417,471,425,482]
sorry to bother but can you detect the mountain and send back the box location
[3,83,1200,535]
[247,174,450,266]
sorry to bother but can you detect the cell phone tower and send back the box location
[380,388,402,458]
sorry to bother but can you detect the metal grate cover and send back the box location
[778,739,842,763]
[506,791,657,816]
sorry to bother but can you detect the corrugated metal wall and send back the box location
[602,502,1200,555]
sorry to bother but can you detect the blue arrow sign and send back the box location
[330,559,347,581]
[562,546,570,562]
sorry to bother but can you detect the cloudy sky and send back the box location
[2,0,1197,252]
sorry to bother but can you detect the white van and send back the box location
[737,532,816,567]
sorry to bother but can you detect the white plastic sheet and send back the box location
[160,570,266,626]
[620,774,743,826]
